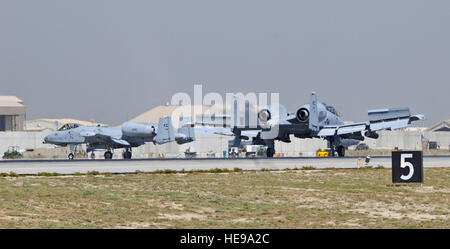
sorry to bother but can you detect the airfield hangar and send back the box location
[0,96,26,132]
[0,99,449,159]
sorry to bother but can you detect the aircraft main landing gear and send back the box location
[265,139,275,158]
[104,151,113,160]
[328,136,346,157]
[337,146,345,157]
[266,148,275,158]
[123,148,132,159]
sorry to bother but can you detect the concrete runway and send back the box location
[0,155,449,175]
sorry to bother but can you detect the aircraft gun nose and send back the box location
[44,134,55,144]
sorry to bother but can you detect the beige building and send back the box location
[25,118,108,132]
[0,96,26,131]
[428,120,450,132]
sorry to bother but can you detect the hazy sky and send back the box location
[1,0,449,126]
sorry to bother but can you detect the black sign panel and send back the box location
[392,151,423,183]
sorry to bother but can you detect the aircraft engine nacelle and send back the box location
[122,122,156,137]
[296,108,309,122]
[258,104,288,124]
[364,131,379,139]
[258,109,272,123]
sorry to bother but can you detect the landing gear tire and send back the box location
[337,146,345,157]
[123,151,132,159]
[104,151,113,160]
[266,148,275,158]
[90,153,95,159]
[68,153,74,160]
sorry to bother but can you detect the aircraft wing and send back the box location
[317,123,367,137]
[195,126,260,138]
[316,108,425,137]
[80,132,130,146]
[195,126,235,136]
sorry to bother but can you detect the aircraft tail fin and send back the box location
[154,116,175,144]
[309,92,320,133]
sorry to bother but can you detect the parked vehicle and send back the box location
[355,143,369,151]
[428,141,439,150]
[244,145,266,158]
[2,146,24,159]
[184,147,197,158]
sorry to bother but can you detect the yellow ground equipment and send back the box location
[316,148,329,157]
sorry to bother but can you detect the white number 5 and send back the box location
[400,154,414,180]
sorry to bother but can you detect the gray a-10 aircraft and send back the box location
[196,92,425,157]
[43,117,195,160]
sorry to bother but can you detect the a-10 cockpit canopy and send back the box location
[58,123,80,131]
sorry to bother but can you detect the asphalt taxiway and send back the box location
[0,155,449,175]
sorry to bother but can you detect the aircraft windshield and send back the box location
[58,123,80,131]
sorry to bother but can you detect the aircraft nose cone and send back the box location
[44,133,56,144]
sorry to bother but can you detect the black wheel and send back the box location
[123,151,132,159]
[68,153,74,160]
[337,146,345,157]
[266,148,275,158]
[104,151,113,160]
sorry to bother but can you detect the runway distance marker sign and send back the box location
[392,150,423,183]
